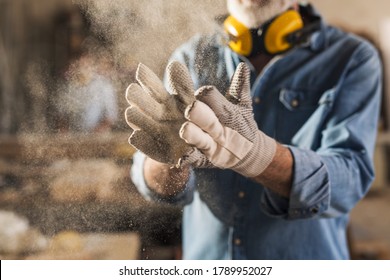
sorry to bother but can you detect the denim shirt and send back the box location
[131,7,382,260]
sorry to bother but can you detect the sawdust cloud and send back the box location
[76,0,226,76]
[2,0,226,259]
[23,61,51,133]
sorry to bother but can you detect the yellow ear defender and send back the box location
[263,10,304,54]
[223,9,320,57]
[224,15,254,57]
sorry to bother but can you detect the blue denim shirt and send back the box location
[131,7,382,260]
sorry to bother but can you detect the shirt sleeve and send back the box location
[261,41,382,220]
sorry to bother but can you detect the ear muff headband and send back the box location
[224,10,306,56]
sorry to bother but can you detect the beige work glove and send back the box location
[180,62,277,177]
[125,61,210,166]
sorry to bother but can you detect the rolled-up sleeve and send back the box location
[130,151,195,206]
[261,41,382,220]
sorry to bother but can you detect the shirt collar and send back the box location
[301,3,328,52]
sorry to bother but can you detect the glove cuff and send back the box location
[233,131,277,177]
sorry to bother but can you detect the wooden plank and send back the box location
[0,132,136,161]
[25,232,141,260]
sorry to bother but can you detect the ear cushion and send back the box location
[224,15,253,56]
[263,10,304,54]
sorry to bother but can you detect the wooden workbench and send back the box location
[0,132,182,260]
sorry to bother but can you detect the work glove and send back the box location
[125,61,210,166]
[180,62,277,177]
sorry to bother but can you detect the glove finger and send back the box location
[180,121,219,154]
[227,62,252,108]
[129,130,172,164]
[126,83,165,118]
[136,63,168,103]
[180,121,245,169]
[166,61,195,109]
[125,106,159,135]
[179,148,214,168]
[184,100,225,141]
[195,85,233,119]
[184,101,253,161]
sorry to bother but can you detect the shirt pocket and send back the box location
[276,88,336,144]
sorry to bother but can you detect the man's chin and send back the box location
[227,0,284,28]
[241,0,271,8]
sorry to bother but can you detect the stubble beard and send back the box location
[227,0,292,28]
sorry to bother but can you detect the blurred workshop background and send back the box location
[1,0,390,260]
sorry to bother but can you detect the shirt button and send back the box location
[234,238,242,246]
[291,99,299,108]
[254,97,261,104]
[310,207,319,214]
[292,210,300,217]
[238,191,245,198]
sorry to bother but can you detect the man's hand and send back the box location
[180,62,277,178]
[125,61,208,166]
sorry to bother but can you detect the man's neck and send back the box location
[248,52,274,74]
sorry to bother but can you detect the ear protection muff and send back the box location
[223,9,320,57]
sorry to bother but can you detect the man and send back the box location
[58,52,118,133]
[126,0,382,259]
